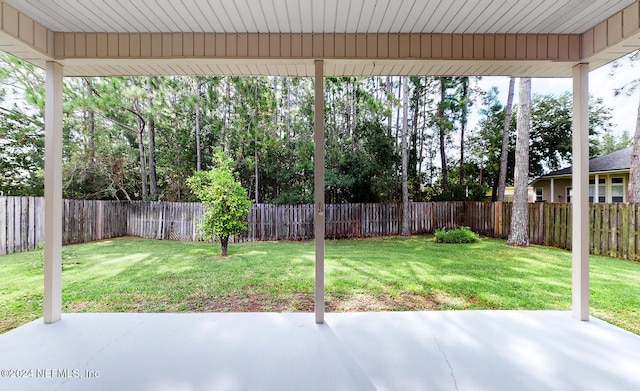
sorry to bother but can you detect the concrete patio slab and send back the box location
[0,311,638,390]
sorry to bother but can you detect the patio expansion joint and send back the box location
[419,312,460,391]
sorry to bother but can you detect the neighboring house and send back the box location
[530,147,630,203]
[486,187,537,202]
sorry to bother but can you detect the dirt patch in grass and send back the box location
[198,293,315,312]
[192,291,474,313]
[64,291,480,316]
[66,301,97,312]
[327,292,473,311]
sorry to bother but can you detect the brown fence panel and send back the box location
[4,197,640,261]
[0,197,46,254]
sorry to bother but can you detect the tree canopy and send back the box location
[187,150,252,256]
[0,53,627,203]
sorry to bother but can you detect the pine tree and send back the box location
[508,78,531,247]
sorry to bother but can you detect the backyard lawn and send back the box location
[1,235,639,335]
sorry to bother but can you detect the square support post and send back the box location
[44,61,64,324]
[572,63,589,321]
[314,60,325,324]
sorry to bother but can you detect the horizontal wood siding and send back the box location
[55,32,581,62]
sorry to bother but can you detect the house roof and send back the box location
[537,147,632,178]
[1,0,640,77]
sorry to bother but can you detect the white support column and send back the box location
[44,61,64,324]
[572,63,590,321]
[314,60,325,324]
[594,174,599,203]
[550,178,555,202]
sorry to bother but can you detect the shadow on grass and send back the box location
[7,235,640,335]
[324,236,572,311]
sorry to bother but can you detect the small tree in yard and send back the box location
[188,150,253,256]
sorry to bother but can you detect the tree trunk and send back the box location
[195,78,202,172]
[396,77,402,151]
[85,79,95,157]
[286,77,291,140]
[221,236,229,256]
[418,84,427,185]
[172,82,182,201]
[410,77,420,194]
[135,102,148,200]
[497,77,516,202]
[223,80,231,154]
[459,78,469,185]
[438,79,449,193]
[386,76,393,131]
[401,76,410,236]
[254,140,259,203]
[273,76,279,129]
[628,92,640,202]
[84,78,96,197]
[147,76,158,201]
[508,78,531,247]
[136,113,148,200]
[131,77,149,200]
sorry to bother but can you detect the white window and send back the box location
[566,187,572,203]
[535,187,543,202]
[611,177,625,202]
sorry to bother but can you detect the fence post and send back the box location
[0,197,5,255]
[494,202,502,238]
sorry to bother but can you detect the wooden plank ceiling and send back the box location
[2,0,640,77]
[9,0,633,34]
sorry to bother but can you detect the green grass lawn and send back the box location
[1,235,639,335]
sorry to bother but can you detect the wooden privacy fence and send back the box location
[242,202,499,241]
[0,196,43,255]
[0,197,128,255]
[122,202,500,242]
[127,201,203,241]
[2,196,640,260]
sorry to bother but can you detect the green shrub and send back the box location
[434,226,479,244]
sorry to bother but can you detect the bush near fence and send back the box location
[1,197,640,261]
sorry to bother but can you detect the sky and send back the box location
[475,54,639,137]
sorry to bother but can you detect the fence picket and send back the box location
[7,197,14,254]
[0,197,6,255]
[13,197,21,252]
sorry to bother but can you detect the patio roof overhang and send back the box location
[1,0,639,325]
[2,0,640,77]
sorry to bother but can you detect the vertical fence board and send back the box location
[19,198,26,251]
[0,197,6,255]
[35,197,43,245]
[13,197,21,252]
[7,197,14,254]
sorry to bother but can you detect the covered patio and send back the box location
[2,311,640,391]
[1,0,640,389]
